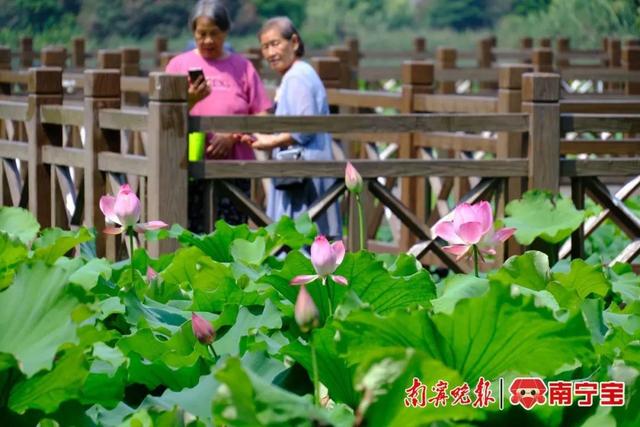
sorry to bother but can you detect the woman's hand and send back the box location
[206,133,237,159]
[251,133,283,150]
[188,75,210,109]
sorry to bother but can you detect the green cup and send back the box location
[188,132,205,161]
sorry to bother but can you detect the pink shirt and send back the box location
[166,50,272,159]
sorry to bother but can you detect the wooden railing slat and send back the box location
[0,139,28,160]
[561,113,640,132]
[99,108,148,131]
[190,113,529,134]
[0,100,28,121]
[40,104,84,127]
[41,146,84,168]
[98,152,148,175]
[414,94,498,113]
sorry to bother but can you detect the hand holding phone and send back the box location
[188,68,205,83]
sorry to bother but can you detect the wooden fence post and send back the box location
[498,64,531,257]
[539,38,552,48]
[83,70,121,258]
[329,46,353,89]
[608,39,621,92]
[0,47,11,95]
[413,37,426,58]
[556,37,570,68]
[159,52,175,71]
[346,37,360,69]
[72,37,85,69]
[155,36,168,67]
[522,72,561,192]
[311,57,341,89]
[436,47,457,94]
[532,48,553,72]
[520,37,533,64]
[602,37,610,67]
[147,73,188,256]
[41,46,67,68]
[121,47,141,105]
[26,67,63,227]
[623,46,640,95]
[98,49,121,70]
[478,37,496,91]
[400,61,433,249]
[20,37,33,68]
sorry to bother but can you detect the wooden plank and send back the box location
[190,113,529,134]
[41,146,84,168]
[326,89,402,109]
[40,104,84,127]
[332,132,401,144]
[0,70,29,84]
[560,139,640,155]
[584,177,640,239]
[190,159,529,180]
[0,101,28,121]
[358,66,401,81]
[414,132,497,152]
[561,99,640,114]
[0,139,28,160]
[561,113,640,133]
[561,68,640,82]
[609,240,640,265]
[99,108,148,131]
[98,152,149,175]
[434,67,498,82]
[121,76,149,93]
[414,94,498,113]
[561,159,640,176]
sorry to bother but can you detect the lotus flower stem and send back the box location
[327,282,334,316]
[472,244,479,278]
[128,229,135,284]
[310,335,320,406]
[208,343,218,359]
[356,194,365,251]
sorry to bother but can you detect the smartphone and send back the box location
[188,68,204,82]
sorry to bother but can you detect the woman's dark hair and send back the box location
[190,0,231,32]
[259,17,305,57]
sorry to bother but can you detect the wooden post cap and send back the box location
[625,38,640,47]
[159,52,176,69]
[311,57,341,80]
[522,73,560,102]
[402,61,434,85]
[84,70,120,98]
[499,64,533,89]
[556,37,570,49]
[41,46,67,67]
[120,47,141,64]
[149,72,188,102]
[98,50,122,69]
[155,36,168,51]
[520,37,533,49]
[437,47,457,64]
[28,67,62,94]
[539,38,552,48]
[414,37,426,52]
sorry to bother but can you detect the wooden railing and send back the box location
[0,68,638,271]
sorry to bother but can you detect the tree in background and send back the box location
[428,0,492,30]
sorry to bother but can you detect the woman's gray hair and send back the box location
[259,17,305,57]
[190,0,231,32]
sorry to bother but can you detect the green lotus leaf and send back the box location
[0,232,28,291]
[504,190,587,245]
[0,206,39,245]
[32,227,92,264]
[0,262,80,376]
[212,357,354,427]
[8,347,89,414]
[431,274,489,315]
[230,236,266,266]
[489,251,551,291]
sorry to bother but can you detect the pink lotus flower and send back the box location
[99,184,167,235]
[290,235,348,286]
[345,162,363,194]
[191,312,215,345]
[433,201,515,260]
[147,266,158,282]
[294,285,319,332]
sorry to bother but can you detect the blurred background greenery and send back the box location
[1,0,638,52]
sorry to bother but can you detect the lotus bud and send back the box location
[113,184,141,227]
[294,286,319,332]
[191,312,215,345]
[345,162,363,194]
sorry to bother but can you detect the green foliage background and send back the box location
[0,0,637,51]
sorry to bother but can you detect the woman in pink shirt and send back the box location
[166,0,272,228]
